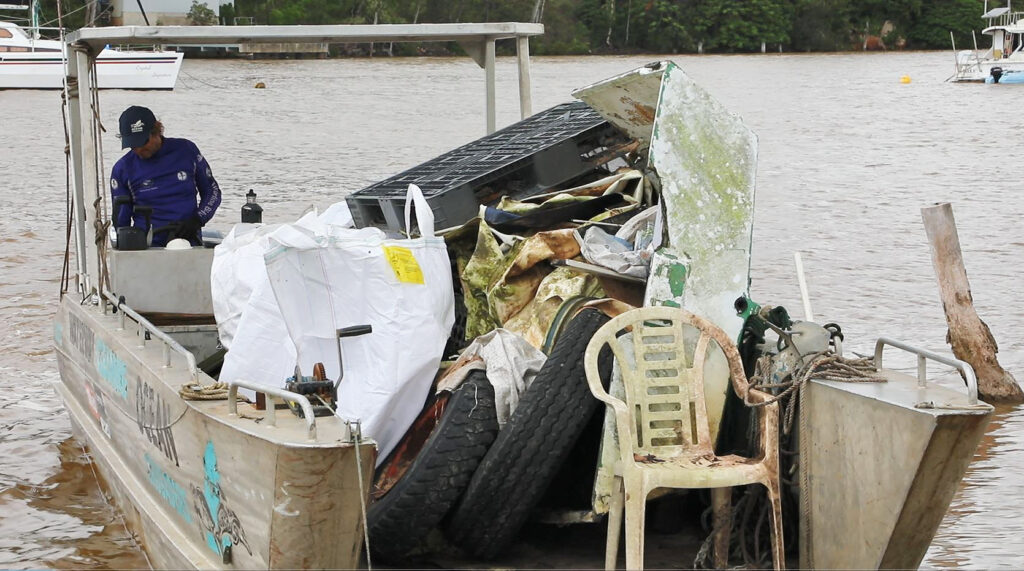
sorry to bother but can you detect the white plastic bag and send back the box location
[263,185,455,463]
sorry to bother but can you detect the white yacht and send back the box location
[950,1,1024,83]
[0,17,182,89]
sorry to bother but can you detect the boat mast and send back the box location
[84,0,95,27]
[30,0,39,40]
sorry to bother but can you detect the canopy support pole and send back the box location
[516,35,533,119]
[484,37,496,134]
[72,44,100,297]
[66,46,91,296]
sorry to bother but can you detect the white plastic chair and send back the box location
[583,306,784,570]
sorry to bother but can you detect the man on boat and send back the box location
[110,105,221,247]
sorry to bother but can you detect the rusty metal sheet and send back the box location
[571,61,665,146]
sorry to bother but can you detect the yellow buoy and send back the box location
[900,75,911,84]
[255,81,266,89]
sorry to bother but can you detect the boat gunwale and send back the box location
[57,296,365,450]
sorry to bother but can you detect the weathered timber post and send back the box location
[921,202,1023,403]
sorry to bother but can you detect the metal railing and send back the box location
[98,290,323,442]
[992,10,1024,28]
[873,337,979,405]
[100,289,198,385]
[226,380,318,441]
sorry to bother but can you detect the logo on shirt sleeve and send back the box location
[177,171,188,181]
[111,178,119,189]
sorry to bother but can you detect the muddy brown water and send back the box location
[1,52,1021,568]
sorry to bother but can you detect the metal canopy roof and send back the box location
[66,22,544,51]
[63,22,544,293]
[983,6,1011,18]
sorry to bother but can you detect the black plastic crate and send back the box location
[347,101,620,233]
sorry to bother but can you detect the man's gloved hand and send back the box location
[174,215,204,243]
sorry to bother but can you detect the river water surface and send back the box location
[1,52,1021,568]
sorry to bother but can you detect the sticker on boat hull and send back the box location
[83,382,111,438]
[137,380,179,466]
[191,441,251,559]
[145,453,192,524]
[67,312,95,365]
[94,339,129,400]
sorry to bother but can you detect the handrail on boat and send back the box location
[873,337,979,405]
[99,289,199,385]
[227,381,318,441]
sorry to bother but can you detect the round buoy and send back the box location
[254,81,266,89]
[900,75,911,84]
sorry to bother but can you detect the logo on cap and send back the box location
[131,119,145,134]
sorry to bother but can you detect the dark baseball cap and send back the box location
[118,106,157,149]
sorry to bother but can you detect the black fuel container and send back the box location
[241,189,263,223]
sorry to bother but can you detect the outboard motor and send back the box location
[991,66,1004,84]
[112,196,153,250]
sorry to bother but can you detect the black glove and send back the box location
[174,215,204,244]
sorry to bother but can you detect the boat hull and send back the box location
[950,50,1024,82]
[0,50,182,89]
[53,296,374,568]
[801,369,992,568]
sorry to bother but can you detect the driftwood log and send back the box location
[921,202,1023,403]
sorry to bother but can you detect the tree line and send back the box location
[38,0,991,53]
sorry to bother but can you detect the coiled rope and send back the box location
[747,351,886,435]
[179,382,230,400]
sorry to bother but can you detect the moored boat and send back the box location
[949,1,1024,83]
[0,19,183,89]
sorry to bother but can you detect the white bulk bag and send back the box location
[215,208,363,400]
[211,222,283,349]
[263,185,455,463]
[218,276,297,401]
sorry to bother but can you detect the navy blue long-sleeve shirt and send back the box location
[110,137,221,247]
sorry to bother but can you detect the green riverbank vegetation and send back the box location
[38,0,989,54]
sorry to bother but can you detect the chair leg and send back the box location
[605,476,624,571]
[711,487,732,569]
[623,479,647,571]
[765,483,786,571]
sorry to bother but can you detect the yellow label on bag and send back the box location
[383,245,425,284]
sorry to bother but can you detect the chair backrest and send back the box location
[588,306,738,459]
